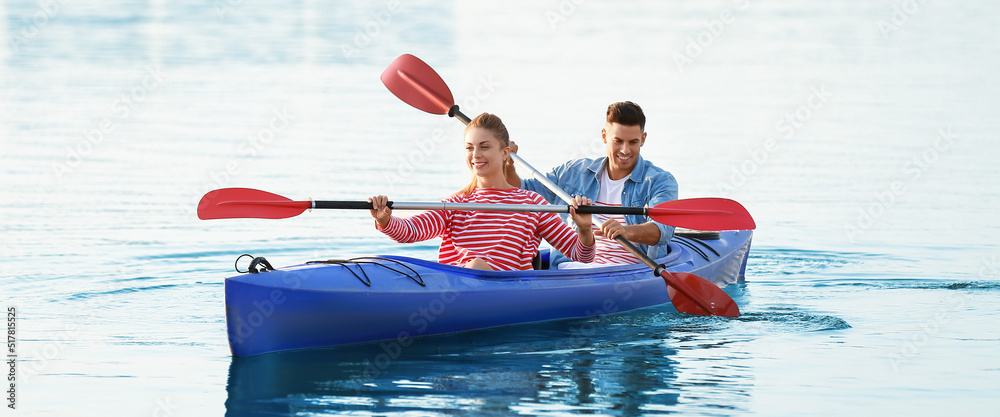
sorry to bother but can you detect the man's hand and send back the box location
[504,140,521,188]
[596,219,628,240]
[595,221,662,245]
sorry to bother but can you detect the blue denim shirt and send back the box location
[521,155,678,267]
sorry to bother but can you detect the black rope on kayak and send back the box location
[306,257,425,287]
[307,259,373,286]
[672,237,710,262]
[678,235,721,258]
[236,254,275,274]
[350,257,426,287]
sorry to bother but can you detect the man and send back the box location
[505,101,678,268]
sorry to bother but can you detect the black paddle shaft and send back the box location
[449,105,472,124]
[575,206,646,216]
[314,201,376,210]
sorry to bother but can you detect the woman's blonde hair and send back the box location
[455,113,510,196]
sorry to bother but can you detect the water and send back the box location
[2,0,999,415]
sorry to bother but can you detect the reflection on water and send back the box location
[226,314,689,415]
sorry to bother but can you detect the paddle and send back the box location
[380,54,743,317]
[198,188,753,231]
[381,54,754,231]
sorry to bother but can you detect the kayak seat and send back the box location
[673,229,721,240]
[531,248,551,270]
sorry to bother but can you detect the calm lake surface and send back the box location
[3,0,999,415]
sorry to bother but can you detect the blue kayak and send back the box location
[225,230,753,356]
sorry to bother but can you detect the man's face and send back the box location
[602,122,646,180]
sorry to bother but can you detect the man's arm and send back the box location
[598,220,662,246]
[621,222,662,246]
[645,171,679,246]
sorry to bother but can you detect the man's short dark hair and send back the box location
[606,101,645,131]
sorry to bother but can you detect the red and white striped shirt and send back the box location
[377,188,595,271]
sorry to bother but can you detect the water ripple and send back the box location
[746,247,883,276]
[67,283,181,300]
[794,279,1000,291]
[735,311,852,332]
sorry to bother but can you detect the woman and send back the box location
[369,113,595,271]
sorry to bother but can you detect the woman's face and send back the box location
[464,127,508,179]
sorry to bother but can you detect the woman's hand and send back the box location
[367,195,392,228]
[569,195,595,246]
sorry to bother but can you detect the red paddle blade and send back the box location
[380,54,455,115]
[197,188,309,220]
[649,198,756,231]
[664,272,740,317]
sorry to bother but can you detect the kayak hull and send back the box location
[225,230,752,356]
